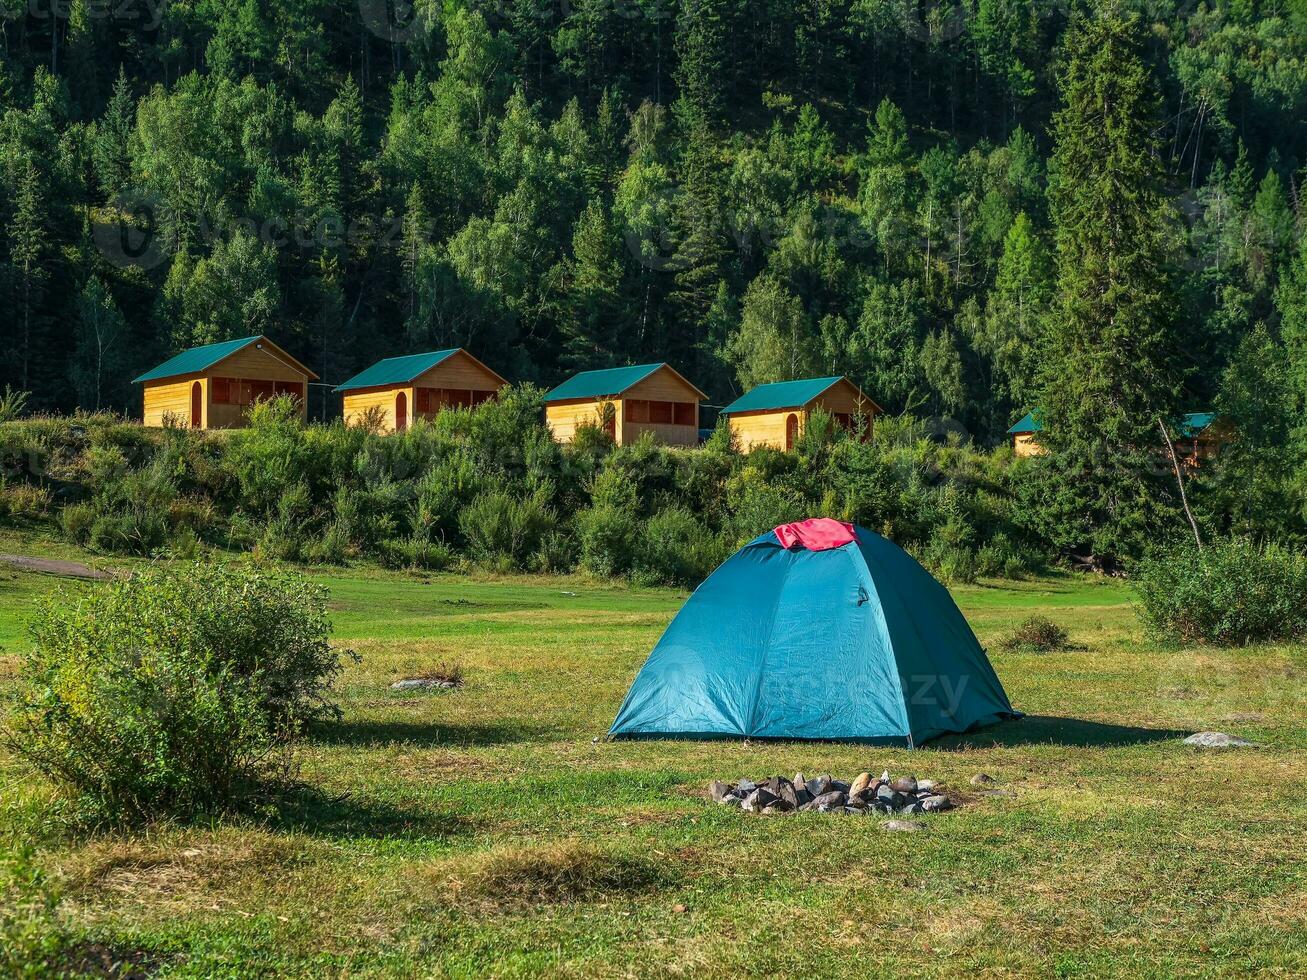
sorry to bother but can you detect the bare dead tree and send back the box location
[1158,417,1203,550]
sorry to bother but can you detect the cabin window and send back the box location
[415,388,497,414]
[647,401,673,424]
[209,377,299,406]
[625,400,695,426]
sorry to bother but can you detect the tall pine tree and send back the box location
[1035,10,1182,563]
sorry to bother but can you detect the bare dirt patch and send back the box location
[0,554,113,579]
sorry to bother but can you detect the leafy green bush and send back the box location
[413,453,484,544]
[0,844,69,979]
[458,490,556,569]
[576,503,641,577]
[377,534,454,571]
[637,507,728,588]
[3,561,354,820]
[1133,540,1307,645]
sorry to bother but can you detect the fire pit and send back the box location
[708,771,954,816]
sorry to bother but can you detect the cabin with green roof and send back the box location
[542,363,706,446]
[135,335,317,429]
[719,376,880,451]
[1006,410,1226,463]
[334,348,507,433]
[1006,411,1045,457]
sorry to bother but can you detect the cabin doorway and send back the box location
[395,391,407,432]
[784,413,799,450]
[190,382,202,428]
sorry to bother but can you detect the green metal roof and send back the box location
[1178,412,1216,437]
[333,349,460,393]
[543,363,667,402]
[1007,411,1043,435]
[719,377,846,414]
[1007,410,1215,438]
[133,336,262,383]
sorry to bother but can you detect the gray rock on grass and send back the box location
[1183,731,1255,748]
[882,820,925,833]
[391,678,457,690]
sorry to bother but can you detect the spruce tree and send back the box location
[93,68,134,199]
[673,0,728,133]
[7,161,46,393]
[559,200,625,369]
[1037,10,1182,563]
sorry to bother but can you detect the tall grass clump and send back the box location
[3,560,356,822]
[1133,540,1307,645]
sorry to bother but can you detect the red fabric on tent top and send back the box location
[773,518,856,551]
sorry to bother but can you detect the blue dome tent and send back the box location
[610,519,1020,746]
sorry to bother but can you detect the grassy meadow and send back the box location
[0,543,1304,977]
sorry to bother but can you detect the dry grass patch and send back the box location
[64,832,306,908]
[439,841,674,909]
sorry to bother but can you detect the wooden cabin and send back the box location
[720,376,881,451]
[1007,411,1045,457]
[543,363,706,446]
[1007,410,1226,464]
[1175,412,1230,467]
[134,335,316,429]
[335,348,507,434]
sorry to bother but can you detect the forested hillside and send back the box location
[1,3,1305,462]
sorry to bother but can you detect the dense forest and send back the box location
[1,1,1306,561]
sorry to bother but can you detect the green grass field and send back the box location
[1,549,1304,977]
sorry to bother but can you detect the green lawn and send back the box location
[1,551,1304,977]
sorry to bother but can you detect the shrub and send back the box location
[0,844,70,978]
[921,537,979,585]
[0,386,30,423]
[575,503,640,577]
[532,530,576,574]
[58,502,95,544]
[377,534,454,571]
[458,490,556,569]
[636,507,727,588]
[0,480,50,519]
[3,561,355,820]
[413,452,484,544]
[1000,615,1070,652]
[1133,540,1307,645]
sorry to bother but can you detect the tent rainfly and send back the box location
[609,518,1020,745]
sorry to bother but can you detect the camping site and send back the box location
[3,1,1307,976]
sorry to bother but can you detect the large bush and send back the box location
[1133,540,1307,645]
[3,561,354,821]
